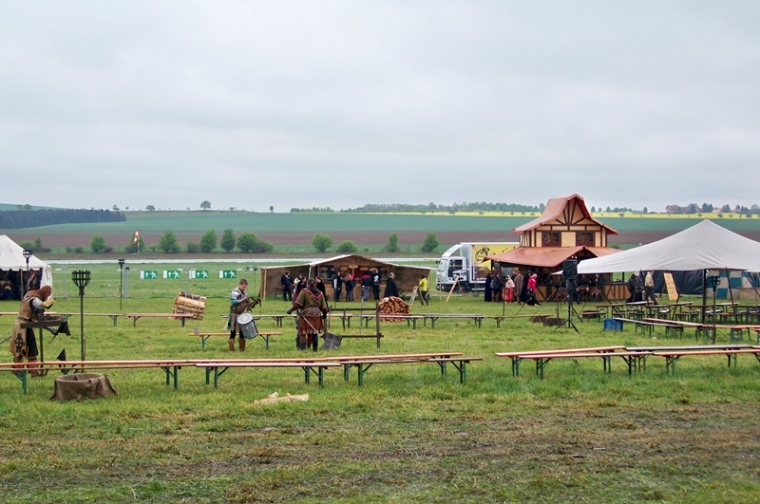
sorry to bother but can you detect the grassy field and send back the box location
[1,285,759,502]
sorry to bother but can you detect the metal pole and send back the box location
[80,290,85,361]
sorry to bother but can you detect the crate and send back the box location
[603,318,623,331]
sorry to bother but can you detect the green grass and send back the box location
[1,292,759,502]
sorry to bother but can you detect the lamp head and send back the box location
[118,259,126,267]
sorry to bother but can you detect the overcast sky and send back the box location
[1,2,758,213]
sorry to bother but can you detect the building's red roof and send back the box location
[513,194,617,235]
[484,246,618,269]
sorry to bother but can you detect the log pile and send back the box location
[172,292,206,320]
[378,296,409,322]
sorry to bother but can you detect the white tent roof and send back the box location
[578,220,760,274]
[0,235,52,287]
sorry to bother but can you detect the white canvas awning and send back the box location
[0,235,52,287]
[577,220,760,274]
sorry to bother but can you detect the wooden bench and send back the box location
[523,351,652,378]
[337,354,477,386]
[188,332,282,350]
[195,360,341,388]
[653,347,760,375]
[125,313,196,327]
[616,317,686,338]
[580,310,604,321]
[0,358,195,394]
[496,346,626,377]
[57,312,122,326]
[492,314,553,327]
[194,352,463,388]
[626,344,752,371]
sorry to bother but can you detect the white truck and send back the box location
[435,242,519,292]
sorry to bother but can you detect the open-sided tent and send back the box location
[0,235,52,299]
[578,220,760,274]
[259,254,430,300]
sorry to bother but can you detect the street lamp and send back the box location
[118,259,126,310]
[22,249,32,293]
[72,270,91,361]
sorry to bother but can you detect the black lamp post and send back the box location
[72,270,91,361]
[22,249,32,294]
[118,259,126,310]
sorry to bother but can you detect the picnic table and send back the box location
[496,346,626,377]
[652,347,760,375]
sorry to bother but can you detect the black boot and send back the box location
[312,334,318,351]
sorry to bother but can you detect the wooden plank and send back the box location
[663,272,679,301]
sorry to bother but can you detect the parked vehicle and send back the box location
[435,242,518,292]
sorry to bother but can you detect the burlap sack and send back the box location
[50,373,117,401]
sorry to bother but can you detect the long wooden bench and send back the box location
[57,312,122,326]
[125,313,196,327]
[626,344,752,371]
[514,350,652,379]
[615,317,686,338]
[492,314,552,327]
[188,332,282,350]
[653,347,760,375]
[496,346,626,377]
[339,355,478,386]
[194,352,463,388]
[195,360,341,388]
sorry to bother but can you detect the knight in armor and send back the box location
[11,285,54,375]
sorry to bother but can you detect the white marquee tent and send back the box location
[578,220,760,274]
[0,235,53,290]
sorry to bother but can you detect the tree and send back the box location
[237,232,259,253]
[112,205,120,211]
[146,205,155,212]
[253,240,274,253]
[90,235,107,253]
[420,233,439,253]
[186,241,200,253]
[269,206,274,213]
[201,201,211,211]
[158,230,180,253]
[336,240,358,254]
[312,233,333,253]
[384,233,400,253]
[220,229,236,252]
[199,230,217,253]
[643,207,648,214]
[722,204,731,213]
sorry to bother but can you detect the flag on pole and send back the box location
[133,231,140,244]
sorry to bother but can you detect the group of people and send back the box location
[484,270,539,305]
[627,270,658,305]
[282,268,406,304]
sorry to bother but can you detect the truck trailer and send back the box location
[435,242,519,292]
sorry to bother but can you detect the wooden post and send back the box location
[445,276,460,303]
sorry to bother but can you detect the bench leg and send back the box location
[201,336,208,350]
[318,366,325,388]
[343,364,350,382]
[110,315,118,327]
[265,335,270,350]
[536,358,549,379]
[304,366,311,384]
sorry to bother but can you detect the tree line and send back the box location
[0,209,126,229]
[290,202,548,213]
[85,231,441,255]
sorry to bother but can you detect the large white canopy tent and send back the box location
[0,235,53,295]
[578,220,760,274]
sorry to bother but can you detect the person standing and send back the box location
[344,273,355,302]
[526,273,539,306]
[315,276,326,297]
[228,279,251,352]
[484,272,493,302]
[644,271,658,305]
[418,274,429,305]
[280,270,292,301]
[513,270,524,305]
[504,275,515,303]
[332,271,343,302]
[11,285,53,376]
[372,269,381,300]
[361,271,372,301]
[383,272,399,298]
[287,278,329,351]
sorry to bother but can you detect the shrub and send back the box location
[312,234,333,253]
[237,232,259,253]
[186,241,200,253]
[199,230,216,253]
[336,240,358,254]
[220,229,236,253]
[421,233,439,253]
[90,235,107,254]
[384,233,399,253]
[158,230,180,253]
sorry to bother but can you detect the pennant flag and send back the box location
[133,231,140,244]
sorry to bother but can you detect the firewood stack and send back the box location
[378,296,409,321]
[172,292,206,320]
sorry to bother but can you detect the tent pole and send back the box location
[726,268,738,324]
[701,269,706,326]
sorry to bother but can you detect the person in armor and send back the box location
[287,278,329,351]
[11,285,54,375]
[229,279,256,352]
